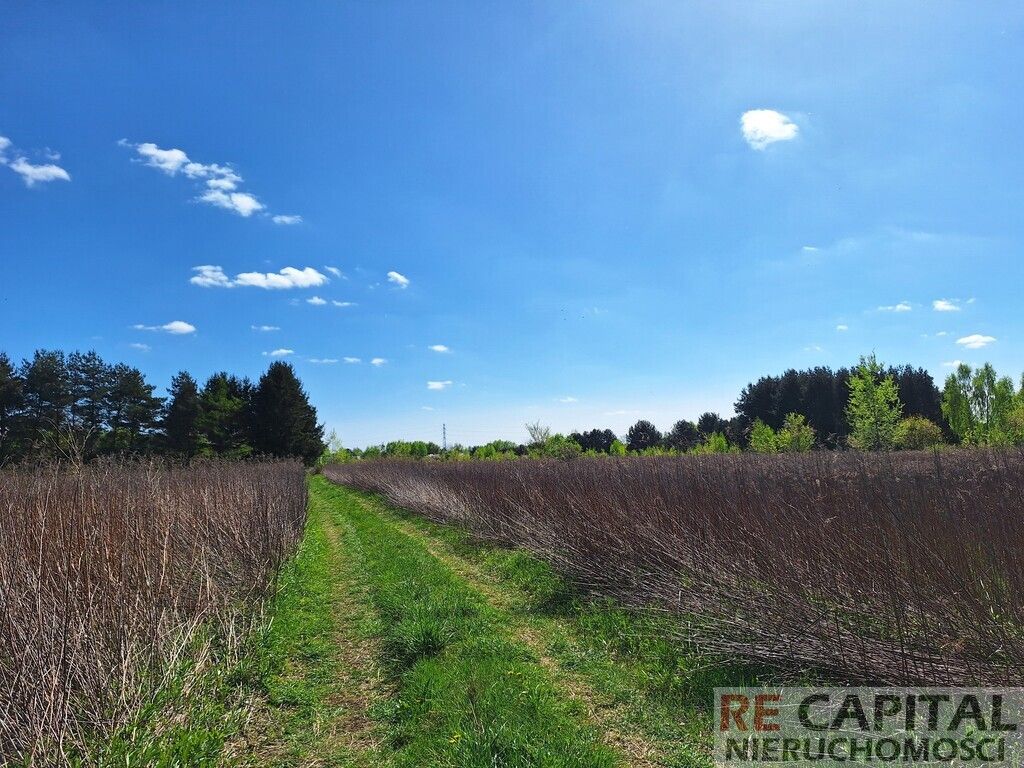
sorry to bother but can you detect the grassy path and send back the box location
[231,477,743,767]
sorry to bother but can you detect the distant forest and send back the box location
[0,350,325,465]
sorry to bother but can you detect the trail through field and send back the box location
[234,477,716,767]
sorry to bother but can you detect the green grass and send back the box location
[315,476,620,768]
[367,489,767,768]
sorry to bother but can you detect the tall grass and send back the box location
[0,460,307,764]
[325,450,1024,685]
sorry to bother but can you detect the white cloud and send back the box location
[956,334,996,350]
[263,348,294,357]
[199,189,264,217]
[801,245,819,253]
[133,320,196,335]
[123,140,293,220]
[332,300,356,307]
[387,270,410,288]
[192,265,329,289]
[804,344,824,352]
[0,136,11,155]
[836,324,848,332]
[740,109,799,150]
[370,357,387,367]
[943,360,964,368]
[878,302,912,312]
[251,324,280,332]
[343,357,361,364]
[421,406,435,411]
[307,296,327,305]
[933,299,961,312]
[128,342,151,352]
[308,358,338,364]
[325,266,343,278]
[558,396,578,403]
[428,344,451,353]
[427,380,453,390]
[7,156,71,187]
[936,331,949,337]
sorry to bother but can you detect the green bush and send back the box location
[895,416,944,449]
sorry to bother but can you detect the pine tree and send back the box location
[0,353,24,463]
[251,362,324,465]
[163,371,203,457]
[198,373,253,457]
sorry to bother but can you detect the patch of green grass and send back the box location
[367,489,767,768]
[314,477,619,768]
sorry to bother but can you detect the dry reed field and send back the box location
[325,450,1024,686]
[0,460,307,764]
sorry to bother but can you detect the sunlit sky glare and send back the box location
[3,2,1023,447]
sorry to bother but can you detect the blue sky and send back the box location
[2,2,1023,447]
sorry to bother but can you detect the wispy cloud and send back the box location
[943,360,964,367]
[128,342,151,352]
[307,296,327,305]
[956,334,996,350]
[0,135,71,187]
[878,301,912,313]
[263,348,294,357]
[308,358,338,364]
[191,265,328,289]
[332,300,356,307]
[251,324,280,332]
[387,270,410,289]
[133,320,196,335]
[740,109,799,150]
[428,344,451,353]
[804,344,824,352]
[933,299,961,312]
[427,380,453,390]
[324,266,343,278]
[558,396,578,403]
[836,324,849,332]
[370,358,387,367]
[121,139,295,220]
[343,357,361,364]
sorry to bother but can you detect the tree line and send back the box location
[0,350,325,465]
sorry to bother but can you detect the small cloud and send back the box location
[421,406,435,411]
[933,299,961,312]
[942,360,964,367]
[200,189,264,217]
[8,156,71,187]
[427,380,453,390]
[956,334,996,350]
[324,266,343,278]
[740,109,799,150]
[272,214,303,225]
[251,325,280,332]
[878,302,912,313]
[133,320,196,335]
[332,300,356,307]
[308,358,338,364]
[558,396,578,403]
[801,245,819,253]
[836,324,848,332]
[307,296,327,305]
[387,270,410,288]
[428,344,451,353]
[936,331,949,337]
[263,348,294,357]
[804,344,824,352]
[128,342,151,352]
[343,357,361,364]
[192,265,329,289]
[370,357,387,367]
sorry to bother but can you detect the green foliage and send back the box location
[748,419,779,454]
[608,439,627,456]
[777,412,815,452]
[197,373,253,458]
[251,362,325,465]
[846,354,902,451]
[626,419,662,451]
[532,433,583,460]
[162,372,202,458]
[941,362,1023,445]
[692,431,733,454]
[895,416,944,450]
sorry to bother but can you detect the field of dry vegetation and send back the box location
[325,449,1024,686]
[0,460,307,764]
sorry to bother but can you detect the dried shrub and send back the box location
[326,451,1024,685]
[0,460,307,763]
